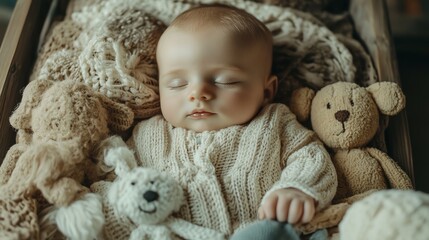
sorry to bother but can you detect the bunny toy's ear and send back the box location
[104,141,137,177]
[9,80,54,130]
[289,87,316,122]
[366,82,406,116]
[97,94,135,132]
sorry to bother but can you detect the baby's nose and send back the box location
[143,190,159,202]
[188,83,213,101]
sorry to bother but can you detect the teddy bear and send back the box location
[90,136,225,240]
[0,79,134,240]
[339,189,429,240]
[288,81,414,234]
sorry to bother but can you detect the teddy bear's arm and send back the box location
[167,217,225,240]
[366,147,413,189]
[289,87,315,122]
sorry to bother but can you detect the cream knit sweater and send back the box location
[128,103,337,235]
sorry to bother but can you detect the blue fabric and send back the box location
[230,220,300,240]
[308,229,329,240]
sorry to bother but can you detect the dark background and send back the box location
[388,0,429,193]
[1,0,428,193]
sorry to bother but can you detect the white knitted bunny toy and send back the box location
[95,136,225,240]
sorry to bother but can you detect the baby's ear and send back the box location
[289,87,315,122]
[263,75,278,105]
[366,82,406,116]
[97,94,135,132]
[10,80,54,130]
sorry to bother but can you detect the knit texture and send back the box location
[91,181,134,240]
[255,0,334,12]
[0,196,38,240]
[127,104,337,236]
[30,0,166,119]
[77,5,166,118]
[339,190,429,240]
[31,20,83,81]
[36,49,81,83]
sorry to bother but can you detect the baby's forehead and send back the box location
[158,24,270,56]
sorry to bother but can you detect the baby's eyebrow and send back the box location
[209,64,243,72]
[160,69,186,79]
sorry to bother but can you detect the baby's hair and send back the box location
[170,4,273,54]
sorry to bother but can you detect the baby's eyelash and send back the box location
[215,81,240,85]
[167,79,188,89]
[169,84,187,89]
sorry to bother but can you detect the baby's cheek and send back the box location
[160,95,182,120]
[220,91,263,121]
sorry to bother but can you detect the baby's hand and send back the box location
[258,188,316,224]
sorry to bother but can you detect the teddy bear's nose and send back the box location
[335,110,350,123]
[143,190,159,202]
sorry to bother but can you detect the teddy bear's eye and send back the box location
[326,103,331,109]
[131,181,136,186]
[150,181,155,184]
[350,99,354,106]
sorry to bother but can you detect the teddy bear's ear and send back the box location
[96,94,135,132]
[366,82,406,116]
[289,87,315,122]
[9,80,54,130]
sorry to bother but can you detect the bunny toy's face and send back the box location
[310,82,379,150]
[109,168,183,225]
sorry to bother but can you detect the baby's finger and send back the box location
[287,199,303,224]
[302,201,316,223]
[276,198,291,222]
[301,200,316,223]
[258,206,265,219]
[262,195,278,220]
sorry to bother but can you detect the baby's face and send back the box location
[157,26,272,132]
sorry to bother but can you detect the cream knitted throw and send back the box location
[127,104,337,236]
[33,1,166,119]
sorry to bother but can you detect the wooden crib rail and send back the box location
[0,0,51,163]
[349,0,415,184]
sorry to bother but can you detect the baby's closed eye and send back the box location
[168,78,188,89]
[213,76,242,86]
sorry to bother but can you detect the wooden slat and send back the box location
[350,0,415,184]
[0,0,50,164]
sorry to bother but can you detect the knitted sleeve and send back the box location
[262,105,337,209]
